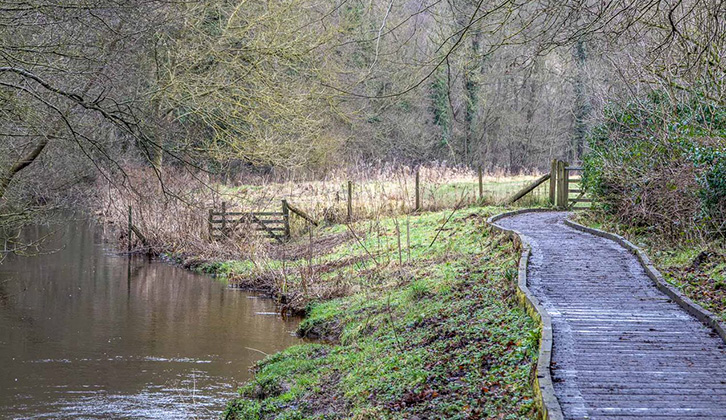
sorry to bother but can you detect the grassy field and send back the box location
[208,207,539,419]
[216,167,549,224]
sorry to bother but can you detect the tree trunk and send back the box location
[0,139,49,200]
[571,39,589,163]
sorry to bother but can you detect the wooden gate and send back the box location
[208,201,290,243]
[505,160,591,209]
[550,160,590,210]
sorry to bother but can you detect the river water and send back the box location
[0,219,301,419]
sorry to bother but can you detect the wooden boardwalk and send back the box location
[495,212,726,420]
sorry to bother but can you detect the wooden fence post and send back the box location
[549,159,557,205]
[555,160,564,209]
[127,205,132,253]
[282,199,290,239]
[347,181,353,222]
[208,208,213,240]
[221,201,227,235]
[478,166,483,202]
[564,164,570,210]
[415,170,420,211]
[557,161,568,209]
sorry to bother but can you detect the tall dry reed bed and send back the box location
[94,164,546,267]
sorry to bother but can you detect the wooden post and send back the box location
[563,164,570,210]
[557,161,567,209]
[282,200,290,239]
[555,160,564,209]
[127,205,132,253]
[208,208,213,240]
[549,159,557,205]
[347,181,353,222]
[221,201,227,235]
[561,161,567,209]
[415,170,420,212]
[478,166,483,202]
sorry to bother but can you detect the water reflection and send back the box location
[0,219,300,419]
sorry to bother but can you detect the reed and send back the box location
[94,163,547,260]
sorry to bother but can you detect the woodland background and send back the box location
[1,0,724,251]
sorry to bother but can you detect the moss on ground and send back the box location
[574,211,726,321]
[221,207,539,419]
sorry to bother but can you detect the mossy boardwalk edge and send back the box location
[488,208,565,420]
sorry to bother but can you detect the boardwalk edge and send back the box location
[487,208,565,420]
[563,219,726,345]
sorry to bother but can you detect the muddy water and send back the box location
[0,220,301,419]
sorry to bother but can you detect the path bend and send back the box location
[495,212,726,420]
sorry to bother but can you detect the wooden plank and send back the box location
[505,173,551,204]
[285,201,318,226]
[569,189,582,193]
[212,225,286,231]
[563,164,570,208]
[549,159,557,205]
[557,160,567,208]
[282,200,290,239]
[211,211,282,216]
[211,218,283,224]
[211,223,285,230]
[249,213,284,243]
[570,198,592,202]
[566,166,584,170]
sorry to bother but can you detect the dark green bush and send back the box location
[583,92,725,240]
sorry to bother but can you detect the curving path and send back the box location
[495,212,726,420]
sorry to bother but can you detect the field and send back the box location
[96,165,550,259]
[216,166,549,224]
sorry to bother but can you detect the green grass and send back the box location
[221,207,539,419]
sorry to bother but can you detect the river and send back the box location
[0,219,301,419]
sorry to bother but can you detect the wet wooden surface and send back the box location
[496,212,726,420]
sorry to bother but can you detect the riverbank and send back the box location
[572,211,726,322]
[213,207,539,419]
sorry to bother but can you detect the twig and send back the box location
[345,222,379,265]
[394,216,402,265]
[244,347,270,357]
[406,216,411,262]
[428,195,468,248]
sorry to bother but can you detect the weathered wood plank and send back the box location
[211,218,284,224]
[211,211,283,216]
[505,173,551,204]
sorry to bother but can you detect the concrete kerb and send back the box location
[487,208,565,420]
[563,218,726,345]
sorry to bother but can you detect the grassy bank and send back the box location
[573,211,726,321]
[211,207,539,419]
